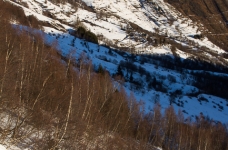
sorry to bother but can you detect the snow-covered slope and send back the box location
[13,0,228,57]
[6,0,228,123]
[0,145,6,150]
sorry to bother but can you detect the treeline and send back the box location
[70,26,98,44]
[114,51,228,99]
[142,105,228,150]
[192,71,228,99]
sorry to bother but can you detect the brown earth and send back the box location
[165,0,228,51]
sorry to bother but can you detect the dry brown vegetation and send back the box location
[0,0,41,29]
[165,0,228,51]
[0,18,142,149]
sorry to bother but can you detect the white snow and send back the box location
[82,0,94,6]
[0,145,6,150]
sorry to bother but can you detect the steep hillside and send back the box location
[0,13,146,149]
[165,0,228,51]
[0,0,228,149]
[4,0,228,122]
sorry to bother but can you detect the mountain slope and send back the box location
[4,0,228,123]
[1,0,228,149]
[165,0,228,51]
[4,0,228,121]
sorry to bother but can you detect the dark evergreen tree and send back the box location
[152,77,157,88]
[130,72,133,82]
[98,64,105,75]
[116,64,123,77]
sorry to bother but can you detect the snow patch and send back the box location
[0,145,6,150]
[82,0,94,6]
